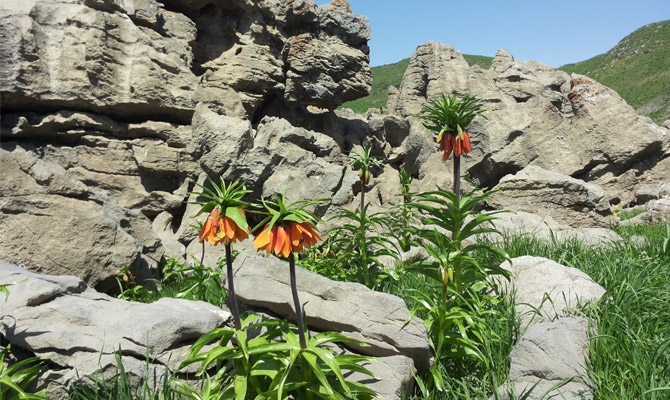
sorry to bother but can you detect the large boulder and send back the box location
[491,256,605,400]
[489,165,615,228]
[0,0,371,120]
[0,0,372,289]
[233,253,432,374]
[495,317,593,400]
[0,145,164,292]
[494,256,605,326]
[0,261,230,399]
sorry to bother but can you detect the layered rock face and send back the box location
[1,0,371,290]
[386,41,669,224]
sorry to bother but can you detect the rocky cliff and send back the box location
[1,0,372,290]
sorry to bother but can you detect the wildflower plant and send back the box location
[189,177,251,330]
[405,187,512,391]
[326,206,399,289]
[420,94,486,199]
[253,191,327,349]
[348,142,384,211]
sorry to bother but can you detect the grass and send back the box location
[496,223,670,400]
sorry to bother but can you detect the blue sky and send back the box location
[317,1,670,67]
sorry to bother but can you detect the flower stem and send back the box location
[225,243,241,330]
[289,253,307,349]
[453,155,461,201]
[360,179,366,212]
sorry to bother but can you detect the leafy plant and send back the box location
[0,345,49,400]
[391,168,416,252]
[177,313,377,400]
[189,177,252,329]
[69,348,184,400]
[348,142,385,211]
[403,187,512,391]
[158,257,227,306]
[253,191,327,349]
[324,206,399,289]
[116,267,154,303]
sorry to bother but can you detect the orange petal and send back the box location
[254,225,271,250]
[453,135,463,157]
[235,224,249,242]
[222,217,235,240]
[442,136,453,161]
[289,222,303,246]
[462,131,472,154]
[272,226,285,256]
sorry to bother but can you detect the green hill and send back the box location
[561,20,670,124]
[341,55,493,114]
[343,21,670,125]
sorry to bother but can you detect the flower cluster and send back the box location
[437,129,472,161]
[199,208,250,246]
[254,221,322,258]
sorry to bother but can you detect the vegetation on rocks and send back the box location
[562,20,670,124]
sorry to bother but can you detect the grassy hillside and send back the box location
[342,21,670,125]
[341,55,493,114]
[561,20,670,124]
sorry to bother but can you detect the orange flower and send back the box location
[199,209,222,245]
[254,221,322,258]
[438,131,472,160]
[198,208,249,246]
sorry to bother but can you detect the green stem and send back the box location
[360,178,366,211]
[225,243,241,330]
[453,155,461,201]
[289,254,307,349]
[359,208,369,287]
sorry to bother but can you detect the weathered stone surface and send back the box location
[233,253,431,373]
[620,198,670,225]
[0,0,371,120]
[389,42,668,205]
[355,355,416,400]
[0,261,230,399]
[0,144,167,292]
[492,211,622,247]
[495,317,593,400]
[495,256,606,326]
[490,165,615,228]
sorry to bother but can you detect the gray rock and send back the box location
[495,256,606,326]
[0,261,230,398]
[490,165,615,228]
[388,42,668,206]
[620,198,670,225]
[233,253,431,374]
[491,210,622,247]
[495,317,593,400]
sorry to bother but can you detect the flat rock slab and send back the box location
[233,253,431,373]
[0,261,230,397]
